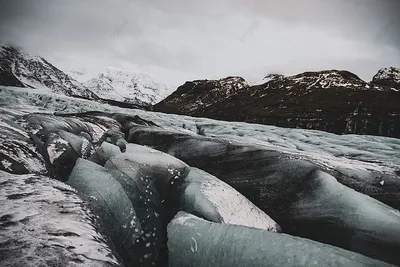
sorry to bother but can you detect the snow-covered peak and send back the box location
[178,76,248,95]
[263,73,284,82]
[66,70,96,84]
[0,45,96,99]
[373,67,400,81]
[218,76,247,86]
[283,70,368,90]
[372,67,400,89]
[157,76,249,113]
[84,67,172,106]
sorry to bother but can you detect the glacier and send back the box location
[168,211,395,267]
[1,85,400,266]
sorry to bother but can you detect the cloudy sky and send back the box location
[0,0,399,87]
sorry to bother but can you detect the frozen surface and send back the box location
[291,170,400,264]
[181,168,280,232]
[0,170,122,267]
[168,212,395,267]
[1,85,400,266]
[1,84,398,190]
[103,144,190,266]
[89,142,121,166]
[68,159,142,266]
[0,112,47,174]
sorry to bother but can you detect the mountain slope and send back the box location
[0,45,97,99]
[154,69,400,138]
[371,67,400,89]
[84,67,171,106]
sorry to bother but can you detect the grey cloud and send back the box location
[0,0,399,87]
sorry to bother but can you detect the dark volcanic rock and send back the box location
[154,69,400,138]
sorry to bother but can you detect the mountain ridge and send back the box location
[0,45,97,99]
[154,68,400,138]
[0,45,172,106]
[83,67,171,106]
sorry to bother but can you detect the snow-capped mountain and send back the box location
[263,73,284,82]
[154,69,400,138]
[65,70,95,84]
[84,67,172,106]
[371,67,400,90]
[0,45,174,106]
[0,45,97,99]
[156,76,248,112]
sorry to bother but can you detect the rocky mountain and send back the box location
[154,76,248,112]
[0,45,97,99]
[154,69,400,138]
[263,73,284,82]
[84,67,171,106]
[371,67,400,89]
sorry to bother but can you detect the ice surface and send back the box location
[68,159,142,266]
[103,144,189,266]
[106,143,189,202]
[89,142,121,166]
[291,170,400,264]
[0,112,47,174]
[0,170,122,267]
[168,212,395,267]
[1,84,397,187]
[181,168,280,232]
[1,85,400,265]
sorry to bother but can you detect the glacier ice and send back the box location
[167,212,395,267]
[102,144,190,265]
[179,167,280,232]
[1,85,400,266]
[67,159,142,266]
[89,141,122,166]
[0,170,123,267]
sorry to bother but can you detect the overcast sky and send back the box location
[0,0,399,87]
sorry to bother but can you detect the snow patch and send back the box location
[47,138,70,164]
